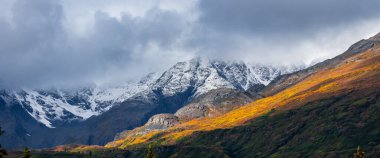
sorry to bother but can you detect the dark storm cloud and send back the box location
[0,0,64,56]
[187,0,380,64]
[0,0,66,88]
[198,0,380,35]
[0,0,186,88]
[1,0,380,88]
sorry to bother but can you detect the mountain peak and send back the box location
[2,57,302,129]
[369,32,380,41]
[344,33,380,55]
[154,57,303,97]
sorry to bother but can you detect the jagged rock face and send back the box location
[175,104,208,121]
[114,114,179,140]
[145,114,180,128]
[113,88,257,141]
[152,57,302,98]
[175,88,257,121]
[152,58,234,97]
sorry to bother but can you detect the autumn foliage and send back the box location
[106,49,380,149]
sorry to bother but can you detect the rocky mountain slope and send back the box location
[174,88,261,121]
[0,57,301,148]
[112,87,260,141]
[261,33,380,97]
[150,57,300,98]
[1,72,160,129]
[66,58,301,147]
[12,81,156,128]
[103,33,380,158]
[114,114,181,141]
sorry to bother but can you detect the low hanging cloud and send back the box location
[0,0,190,88]
[191,0,380,64]
[0,0,380,88]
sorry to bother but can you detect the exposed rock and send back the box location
[114,114,179,140]
[175,104,208,121]
[145,114,180,129]
[113,88,258,140]
[175,88,257,121]
[245,84,265,98]
[1,57,300,148]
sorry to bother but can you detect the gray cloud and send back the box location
[188,0,380,64]
[198,0,380,36]
[0,0,188,88]
[1,0,380,88]
[0,0,66,88]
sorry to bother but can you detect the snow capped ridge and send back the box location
[2,57,303,128]
[152,57,304,97]
[14,88,97,128]
[11,73,160,128]
[153,57,234,97]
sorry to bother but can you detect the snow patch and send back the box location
[8,58,303,128]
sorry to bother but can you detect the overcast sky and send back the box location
[1,0,380,88]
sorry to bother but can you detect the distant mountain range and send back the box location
[101,32,380,158]
[3,32,380,158]
[0,57,303,148]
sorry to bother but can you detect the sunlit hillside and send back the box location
[106,44,380,149]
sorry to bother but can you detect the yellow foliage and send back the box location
[106,50,380,149]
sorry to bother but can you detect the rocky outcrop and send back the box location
[114,114,179,140]
[175,88,258,121]
[174,104,209,121]
[113,88,259,140]
[145,114,180,129]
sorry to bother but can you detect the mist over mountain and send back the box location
[0,57,302,148]
[0,0,379,88]
[105,31,380,158]
[1,0,380,157]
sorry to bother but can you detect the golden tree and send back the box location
[23,147,31,158]
[354,146,364,158]
[0,126,7,158]
[146,144,155,158]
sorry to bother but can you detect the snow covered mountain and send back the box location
[152,57,302,97]
[6,73,160,128]
[0,58,303,128]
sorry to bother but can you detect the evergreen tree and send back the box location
[0,126,8,158]
[0,127,4,136]
[23,147,32,158]
[354,146,364,158]
[146,144,155,158]
[0,145,7,158]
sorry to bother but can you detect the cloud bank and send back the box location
[0,0,380,88]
